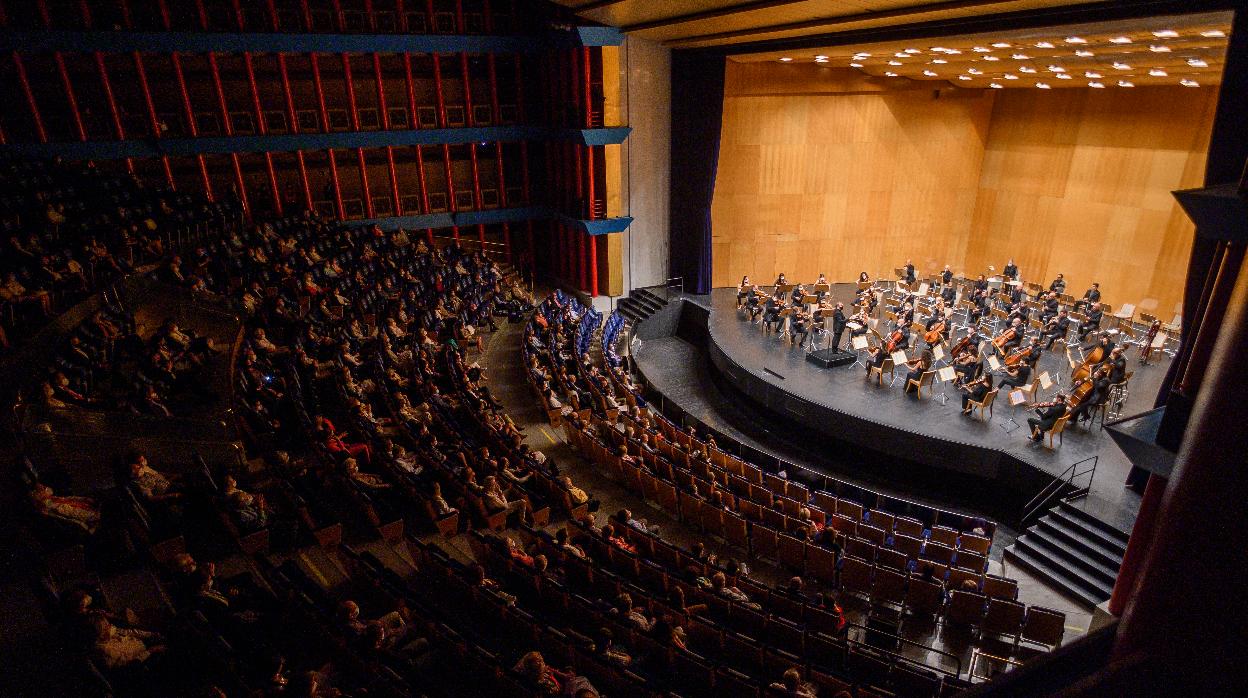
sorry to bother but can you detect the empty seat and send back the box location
[829,513,858,537]
[807,543,838,586]
[871,566,907,609]
[921,541,955,566]
[904,576,945,618]
[752,524,779,561]
[1021,606,1067,649]
[840,555,874,598]
[982,597,1026,641]
[982,574,1019,601]
[837,499,865,520]
[955,549,987,573]
[893,533,924,560]
[859,524,887,546]
[877,546,909,572]
[929,525,959,547]
[894,516,925,538]
[778,533,807,573]
[958,532,991,555]
[846,535,878,562]
[945,590,987,629]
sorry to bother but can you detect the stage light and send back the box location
[1075,50,1094,57]
[1180,79,1200,87]
[895,52,910,58]
[814,55,828,60]
[888,60,902,66]
[815,57,829,63]
[989,82,1003,89]
[1036,82,1051,89]
[967,67,982,74]
[905,48,922,54]
[1003,74,1018,80]
[1200,30,1225,38]
[973,46,991,52]
[932,59,947,64]
[923,70,938,76]
[1187,58,1208,67]
[1056,74,1072,80]
[944,49,962,55]
[1018,66,1036,73]
[1089,81,1105,88]
[991,42,1011,48]
[1065,36,1087,44]
[1085,71,1102,78]
[958,75,972,81]
[1034,41,1055,48]
[779,57,793,62]
[850,63,864,68]
[1152,29,1178,38]
[1149,45,1171,52]
[1118,80,1134,87]
[1109,36,1132,44]
[983,56,1000,61]
[1047,65,1066,72]
[1149,68,1168,76]
[884,71,898,77]
[1112,62,1130,70]
[1011,53,1030,60]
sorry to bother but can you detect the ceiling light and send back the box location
[1187,58,1208,67]
[967,67,982,74]
[1152,29,1178,38]
[895,52,910,58]
[814,55,828,60]
[1085,71,1102,78]
[1200,30,1225,38]
[1075,50,1094,57]
[889,60,903,65]
[932,59,947,64]
[1065,37,1087,44]
[1018,66,1037,73]
[991,42,1011,48]
[1181,79,1200,87]
[983,56,1000,61]
[1089,81,1105,88]
[945,49,962,55]
[1109,36,1132,44]
[958,75,972,81]
[923,70,938,77]
[905,48,922,54]
[1036,83,1051,89]
[779,57,793,62]
[1118,80,1134,87]
[853,52,872,58]
[850,63,864,68]
[973,46,991,52]
[884,71,898,77]
[1034,41,1055,48]
[989,83,1003,89]
[1149,68,1168,76]
[1149,45,1171,52]
[1112,62,1131,70]
[1003,74,1018,80]
[1048,65,1066,72]
[1056,74,1072,80]
[1012,53,1031,60]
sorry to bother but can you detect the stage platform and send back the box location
[629,286,1149,533]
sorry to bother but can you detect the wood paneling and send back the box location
[711,61,1215,317]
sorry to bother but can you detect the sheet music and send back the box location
[891,350,909,365]
[938,366,957,382]
[932,345,945,361]
[1009,389,1027,406]
[851,336,869,350]
[987,355,1002,371]
[1039,371,1053,390]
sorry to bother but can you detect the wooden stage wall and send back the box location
[711,61,1217,318]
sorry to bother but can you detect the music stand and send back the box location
[1001,389,1026,433]
[937,366,957,406]
[932,343,947,368]
[851,335,870,369]
[987,354,1003,373]
[890,350,909,387]
[777,308,793,341]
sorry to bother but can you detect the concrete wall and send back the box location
[618,35,671,294]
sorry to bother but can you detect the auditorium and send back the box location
[0,0,1244,695]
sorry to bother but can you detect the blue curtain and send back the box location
[669,51,725,296]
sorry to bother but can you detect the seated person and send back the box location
[222,475,269,532]
[999,361,1032,391]
[88,615,166,672]
[29,482,102,534]
[1027,393,1069,442]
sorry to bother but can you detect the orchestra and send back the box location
[728,262,1151,446]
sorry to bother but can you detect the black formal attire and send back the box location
[1028,402,1068,439]
[904,265,916,284]
[1075,288,1101,313]
[1049,279,1067,295]
[1000,363,1032,390]
[763,299,782,332]
[1106,356,1127,385]
[1078,309,1103,340]
[1041,317,1070,349]
[1003,263,1018,280]
[1069,376,1110,422]
[941,285,956,304]
[866,348,887,375]
[961,380,990,410]
[831,309,847,350]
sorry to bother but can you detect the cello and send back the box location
[1004,344,1033,367]
[885,329,905,353]
[1071,338,1106,383]
[991,325,1017,351]
[924,317,947,345]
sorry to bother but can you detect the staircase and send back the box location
[616,287,669,324]
[1005,499,1129,608]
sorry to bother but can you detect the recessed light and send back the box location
[983,56,1000,61]
[814,55,828,60]
[932,59,947,64]
[989,83,1003,89]
[1089,81,1104,88]
[1065,37,1086,44]
[884,71,898,77]
[1118,80,1134,87]
[853,52,872,58]
[1012,54,1031,60]
[945,49,962,55]
[1187,58,1208,67]
[958,75,972,81]
[1152,29,1179,38]
[1034,41,1055,48]
[1085,71,1102,79]
[1003,74,1018,80]
[967,68,982,75]
[1180,78,1200,87]
[905,48,921,54]
[895,52,910,58]
[889,60,903,66]
[1056,74,1072,80]
[923,70,938,77]
[1018,66,1037,73]
[1149,68,1168,76]
[1200,30,1225,38]
[1037,83,1051,89]
[1112,62,1131,70]
[779,57,793,62]
[1109,36,1132,44]
[1149,45,1171,53]
[1047,65,1066,73]
[1075,50,1094,57]
[850,63,864,68]
[991,42,1011,48]
[973,46,991,53]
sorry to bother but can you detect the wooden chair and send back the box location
[1046,414,1071,448]
[868,356,895,386]
[968,388,998,421]
[908,369,936,399]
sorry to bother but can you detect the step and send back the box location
[1004,545,1110,608]
[1058,500,1131,548]
[633,289,670,307]
[1050,508,1128,558]
[1017,529,1119,587]
[630,293,663,311]
[1035,515,1124,571]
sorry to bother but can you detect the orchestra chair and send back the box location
[868,357,896,386]
[1046,414,1071,449]
[907,369,936,399]
[1018,378,1041,403]
[967,388,998,421]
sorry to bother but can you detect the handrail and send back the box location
[969,647,1024,682]
[1021,455,1098,526]
[846,621,963,678]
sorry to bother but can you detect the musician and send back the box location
[830,302,848,350]
[999,359,1032,391]
[903,260,916,284]
[762,293,784,333]
[974,275,989,293]
[747,287,766,321]
[1023,336,1044,368]
[923,310,948,347]
[814,273,829,302]
[790,308,812,347]
[1084,331,1116,361]
[865,344,888,375]
[1104,346,1127,385]
[858,271,871,284]
[940,281,957,305]
[999,317,1025,354]
[1068,365,1111,424]
[790,283,807,307]
[1078,302,1104,340]
[1041,311,1071,349]
[1008,284,1026,306]
[1002,259,1019,281]
[736,275,753,309]
[968,290,989,327]
[1038,292,1060,324]
[1074,282,1101,313]
[1049,273,1067,296]
[774,272,788,288]
[959,373,993,414]
[1006,301,1029,325]
[940,265,954,287]
[1027,394,1069,443]
[888,325,911,352]
[903,351,934,394]
[953,329,983,383]
[848,306,869,341]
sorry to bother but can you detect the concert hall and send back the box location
[0,0,1244,695]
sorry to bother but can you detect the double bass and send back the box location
[1071,338,1107,383]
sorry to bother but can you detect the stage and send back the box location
[629,286,1150,533]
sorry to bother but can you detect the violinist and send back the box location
[865,343,888,375]
[1038,292,1060,324]
[1049,273,1067,295]
[903,351,934,395]
[762,292,784,333]
[747,286,767,321]
[858,271,871,284]
[1078,302,1104,341]
[814,273,829,302]
[774,272,788,288]
[1002,259,1019,281]
[960,373,993,414]
[1023,336,1043,368]
[1068,365,1111,424]
[1074,282,1101,313]
[848,306,870,342]
[903,260,916,284]
[736,275,753,309]
[1104,346,1127,385]
[953,329,983,383]
[999,357,1032,390]
[790,307,813,347]
[830,302,848,350]
[1041,311,1070,349]
[974,275,989,293]
[790,283,808,307]
[1027,393,1069,442]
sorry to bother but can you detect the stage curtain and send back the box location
[668,51,725,295]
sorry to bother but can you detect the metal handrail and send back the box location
[1021,455,1098,526]
[846,621,963,678]
[969,647,1024,682]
